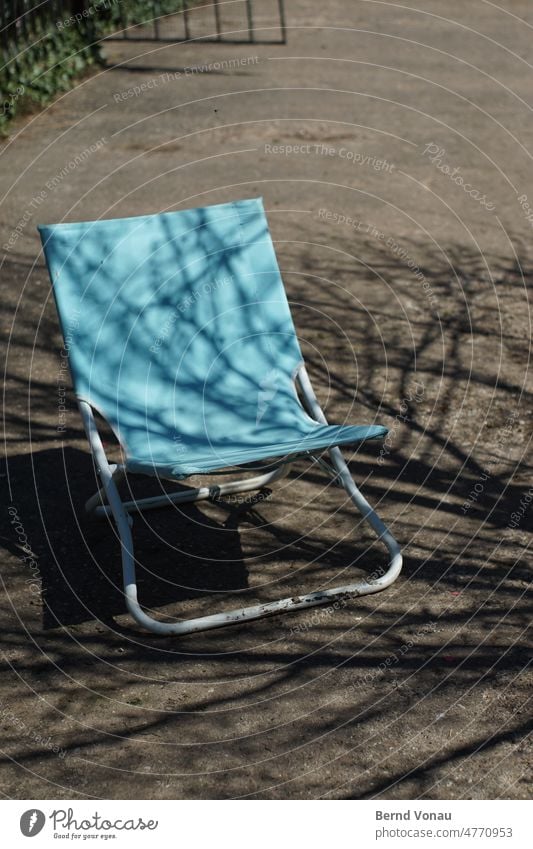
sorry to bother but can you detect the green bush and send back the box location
[0,1,189,134]
[94,0,186,30]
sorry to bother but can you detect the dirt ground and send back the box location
[0,0,531,800]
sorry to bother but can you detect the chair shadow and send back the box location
[2,447,251,631]
[3,445,408,635]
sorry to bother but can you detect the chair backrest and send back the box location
[38,198,304,448]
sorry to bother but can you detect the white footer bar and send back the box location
[3,799,530,848]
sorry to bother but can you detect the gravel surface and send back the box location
[0,0,531,799]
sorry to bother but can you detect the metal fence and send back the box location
[1,1,287,50]
[114,1,287,44]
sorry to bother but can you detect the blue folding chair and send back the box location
[38,198,402,635]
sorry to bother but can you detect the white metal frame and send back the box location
[79,364,402,635]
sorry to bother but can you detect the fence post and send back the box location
[246,0,254,42]
[183,0,191,40]
[278,0,287,44]
[213,0,222,40]
[154,0,161,39]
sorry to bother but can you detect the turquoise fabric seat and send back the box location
[37,197,402,637]
[39,198,386,478]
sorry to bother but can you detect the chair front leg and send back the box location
[296,364,402,590]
